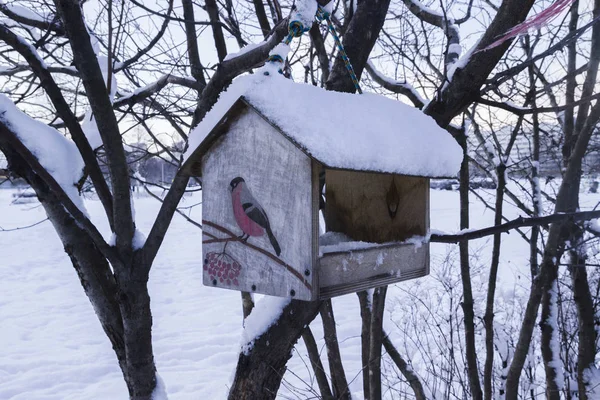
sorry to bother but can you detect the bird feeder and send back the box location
[181,74,462,301]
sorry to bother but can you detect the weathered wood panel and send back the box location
[201,109,316,300]
[318,243,429,299]
[311,160,322,295]
[325,170,428,243]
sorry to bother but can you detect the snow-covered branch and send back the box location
[0,2,64,34]
[190,16,289,125]
[0,64,78,76]
[431,210,600,243]
[424,0,539,126]
[114,74,202,108]
[0,100,117,264]
[365,61,426,109]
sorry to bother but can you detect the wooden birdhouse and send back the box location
[181,74,462,301]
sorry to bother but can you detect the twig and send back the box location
[0,218,48,232]
[140,182,203,230]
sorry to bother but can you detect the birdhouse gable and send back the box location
[199,108,318,300]
[183,74,463,178]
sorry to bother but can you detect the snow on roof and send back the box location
[184,74,462,177]
[0,94,87,214]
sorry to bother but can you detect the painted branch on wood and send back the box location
[202,219,312,290]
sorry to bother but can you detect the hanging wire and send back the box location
[316,7,362,94]
[266,6,363,94]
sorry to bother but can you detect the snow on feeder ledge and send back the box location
[181,73,463,301]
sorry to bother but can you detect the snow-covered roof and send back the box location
[183,74,462,178]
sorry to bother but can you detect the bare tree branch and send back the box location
[55,0,134,253]
[382,332,427,400]
[115,0,174,72]
[431,210,600,243]
[205,0,228,61]
[0,23,115,228]
[302,327,334,400]
[114,74,202,108]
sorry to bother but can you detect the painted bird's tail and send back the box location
[266,226,281,256]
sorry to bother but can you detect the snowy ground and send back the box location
[0,184,597,399]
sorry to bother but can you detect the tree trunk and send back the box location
[368,286,387,400]
[540,270,561,400]
[0,126,157,399]
[228,300,321,399]
[357,291,372,398]
[117,273,157,399]
[569,245,597,399]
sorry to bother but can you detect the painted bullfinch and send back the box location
[230,177,281,256]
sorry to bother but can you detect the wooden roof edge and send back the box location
[179,98,249,176]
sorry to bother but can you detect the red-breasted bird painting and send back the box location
[230,177,281,256]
